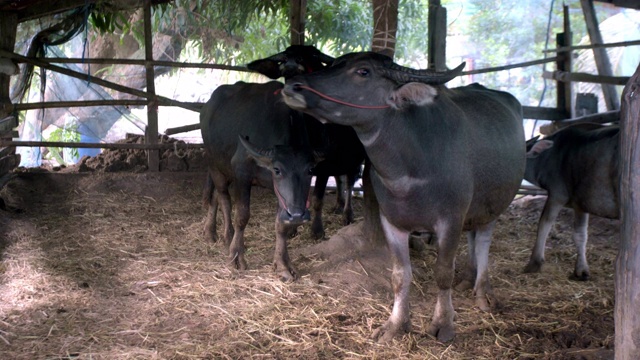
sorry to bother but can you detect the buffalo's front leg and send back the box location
[427,219,463,342]
[371,214,412,343]
[274,213,297,282]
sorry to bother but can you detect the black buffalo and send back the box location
[200,46,363,281]
[282,52,525,343]
[523,123,619,280]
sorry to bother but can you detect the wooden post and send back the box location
[290,0,307,46]
[556,5,573,119]
[427,0,447,71]
[580,0,619,111]
[144,0,159,171]
[0,12,17,120]
[0,12,19,175]
[371,0,398,58]
[615,63,640,360]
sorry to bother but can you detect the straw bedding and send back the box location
[0,165,618,359]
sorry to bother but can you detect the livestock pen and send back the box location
[0,0,638,358]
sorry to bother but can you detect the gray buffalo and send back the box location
[523,123,620,280]
[282,52,525,343]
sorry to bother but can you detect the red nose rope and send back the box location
[295,85,391,109]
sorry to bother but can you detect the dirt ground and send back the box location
[0,148,619,359]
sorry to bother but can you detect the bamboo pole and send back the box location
[0,140,204,150]
[28,57,251,72]
[0,48,201,113]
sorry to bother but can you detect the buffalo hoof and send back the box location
[229,252,247,271]
[342,211,354,226]
[570,270,590,281]
[371,319,411,343]
[475,292,501,312]
[275,266,297,283]
[427,320,455,343]
[523,259,543,274]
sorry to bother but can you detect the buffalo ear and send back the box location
[247,57,283,79]
[526,139,554,158]
[238,135,274,168]
[387,82,438,109]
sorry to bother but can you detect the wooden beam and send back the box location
[616,62,640,360]
[0,49,201,113]
[543,39,640,53]
[165,123,201,135]
[580,0,620,110]
[522,106,567,121]
[13,100,203,111]
[31,57,250,73]
[543,70,630,86]
[144,0,159,172]
[0,140,204,150]
[462,57,558,76]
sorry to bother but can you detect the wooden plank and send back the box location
[0,115,17,131]
[0,154,19,175]
[522,106,567,120]
[0,49,201,113]
[543,70,630,86]
[0,130,19,139]
[581,0,620,110]
[165,123,201,135]
[0,140,204,150]
[13,100,203,111]
[615,62,640,360]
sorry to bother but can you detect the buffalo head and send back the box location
[247,45,334,80]
[281,52,464,126]
[238,136,324,224]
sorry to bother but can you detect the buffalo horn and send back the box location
[381,61,466,85]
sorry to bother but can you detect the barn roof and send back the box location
[0,0,170,22]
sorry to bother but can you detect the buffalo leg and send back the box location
[210,171,234,246]
[371,214,411,343]
[427,219,463,342]
[460,222,498,311]
[571,210,590,281]
[311,175,329,240]
[333,175,346,213]
[202,173,219,243]
[341,173,355,225]
[274,212,297,282]
[228,182,251,270]
[524,197,563,273]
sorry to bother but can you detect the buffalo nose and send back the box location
[280,208,311,224]
[290,83,303,92]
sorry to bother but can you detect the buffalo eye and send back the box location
[273,167,281,176]
[356,68,370,77]
[308,168,314,176]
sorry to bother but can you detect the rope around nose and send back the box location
[292,85,391,110]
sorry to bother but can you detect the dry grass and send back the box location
[0,171,617,359]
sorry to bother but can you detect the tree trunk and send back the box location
[371,0,398,58]
[615,63,640,359]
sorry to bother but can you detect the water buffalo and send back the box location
[281,52,525,343]
[522,123,620,280]
[200,46,363,281]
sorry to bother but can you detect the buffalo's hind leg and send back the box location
[571,210,590,281]
[202,173,219,243]
[524,197,563,274]
[456,221,499,312]
[311,175,329,240]
[371,214,412,343]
